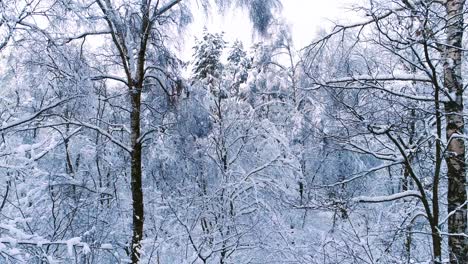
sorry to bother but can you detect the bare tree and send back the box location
[304,0,467,262]
[52,1,282,262]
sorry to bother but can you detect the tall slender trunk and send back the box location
[431,226,443,264]
[130,87,144,263]
[444,1,468,263]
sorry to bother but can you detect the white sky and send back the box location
[181,0,358,58]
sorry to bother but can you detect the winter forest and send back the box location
[0,0,467,263]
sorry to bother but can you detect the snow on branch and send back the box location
[322,161,403,187]
[0,237,106,256]
[242,154,281,181]
[437,231,468,238]
[322,74,436,102]
[65,120,132,153]
[327,74,432,83]
[353,190,421,203]
[0,96,82,132]
[440,201,468,226]
[305,10,394,50]
[91,74,129,85]
[61,30,111,44]
[0,223,115,255]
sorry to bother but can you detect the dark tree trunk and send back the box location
[130,88,144,264]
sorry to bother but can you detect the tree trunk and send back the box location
[130,88,144,263]
[444,1,468,263]
[431,226,443,264]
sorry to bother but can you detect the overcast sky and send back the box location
[181,0,358,58]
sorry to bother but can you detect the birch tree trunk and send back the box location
[444,0,468,263]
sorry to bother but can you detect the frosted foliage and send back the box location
[215,0,280,35]
[192,30,226,82]
[0,0,467,263]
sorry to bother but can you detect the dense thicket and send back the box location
[0,0,466,263]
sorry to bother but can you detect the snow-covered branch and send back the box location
[353,190,422,203]
[327,74,432,83]
[65,120,132,153]
[0,96,82,132]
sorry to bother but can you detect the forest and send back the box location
[0,0,467,263]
